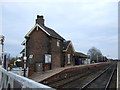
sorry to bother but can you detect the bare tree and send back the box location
[87,47,103,63]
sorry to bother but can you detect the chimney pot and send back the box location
[37,15,43,19]
[36,15,44,25]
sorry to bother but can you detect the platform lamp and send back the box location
[0,35,5,67]
[23,36,29,77]
[23,56,27,77]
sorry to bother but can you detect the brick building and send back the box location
[21,15,88,76]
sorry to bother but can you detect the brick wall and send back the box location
[26,27,50,74]
[51,38,63,69]
[26,27,64,75]
[64,44,75,66]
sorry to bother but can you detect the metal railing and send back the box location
[0,66,55,90]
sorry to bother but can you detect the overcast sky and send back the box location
[0,0,118,59]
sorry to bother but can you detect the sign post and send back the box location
[0,35,5,67]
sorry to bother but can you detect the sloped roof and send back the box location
[74,52,88,58]
[63,41,71,50]
[40,25,64,40]
[25,24,64,40]
[63,40,75,52]
[21,40,25,45]
[20,48,25,54]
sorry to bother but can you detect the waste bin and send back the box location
[35,63,43,72]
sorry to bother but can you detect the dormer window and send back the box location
[57,40,60,47]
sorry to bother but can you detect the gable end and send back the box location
[25,24,50,37]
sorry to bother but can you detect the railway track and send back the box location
[40,63,113,88]
[81,63,117,89]
[57,65,111,88]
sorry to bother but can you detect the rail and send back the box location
[80,64,116,90]
[105,65,116,90]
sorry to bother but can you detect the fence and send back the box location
[0,66,55,90]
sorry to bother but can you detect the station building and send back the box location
[21,15,88,76]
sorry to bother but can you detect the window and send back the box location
[29,55,33,59]
[45,54,51,63]
[68,54,71,64]
[29,55,33,63]
[57,40,60,47]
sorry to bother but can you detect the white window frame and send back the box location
[57,40,60,47]
[29,55,33,59]
[29,55,33,63]
[68,54,71,64]
[45,54,51,63]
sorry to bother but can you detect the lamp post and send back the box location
[0,35,5,66]
[23,38,27,77]
[23,38,28,77]
[23,56,27,77]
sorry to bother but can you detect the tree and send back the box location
[87,47,103,63]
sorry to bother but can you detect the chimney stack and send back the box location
[36,15,44,25]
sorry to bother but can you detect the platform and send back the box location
[29,62,109,83]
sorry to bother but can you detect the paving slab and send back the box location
[29,62,109,83]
